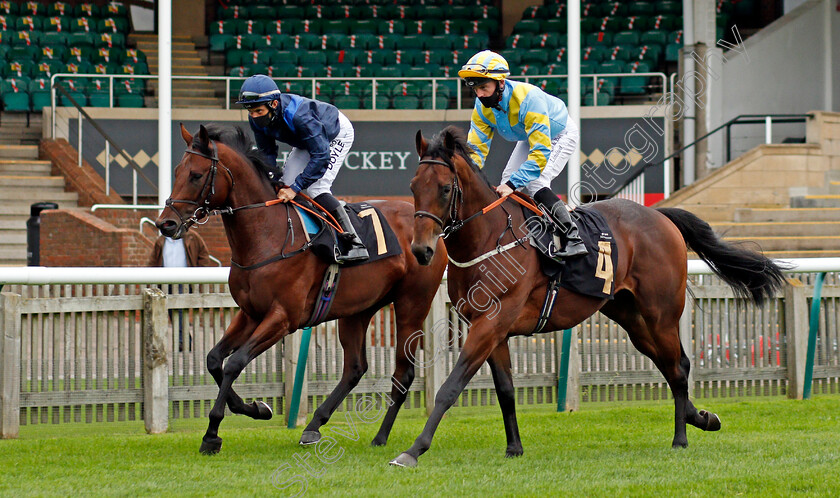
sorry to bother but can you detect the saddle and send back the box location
[521,204,618,300]
[294,199,402,268]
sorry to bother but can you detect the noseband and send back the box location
[165,140,235,229]
[413,158,463,239]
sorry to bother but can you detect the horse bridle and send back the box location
[413,158,464,239]
[165,140,235,231]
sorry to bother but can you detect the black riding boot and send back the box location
[533,187,588,258]
[330,206,370,263]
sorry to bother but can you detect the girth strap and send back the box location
[303,263,342,328]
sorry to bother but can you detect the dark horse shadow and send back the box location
[157,124,447,454]
[392,126,787,467]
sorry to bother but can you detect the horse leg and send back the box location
[205,310,273,421]
[487,340,523,457]
[680,345,722,432]
[201,310,291,454]
[371,295,433,447]
[300,311,374,445]
[390,320,504,467]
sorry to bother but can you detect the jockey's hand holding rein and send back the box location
[276,186,296,202]
[495,182,514,197]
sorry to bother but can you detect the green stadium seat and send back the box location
[373,34,402,51]
[403,66,430,79]
[11,30,41,47]
[64,61,92,75]
[0,1,18,15]
[344,33,374,50]
[251,34,284,50]
[640,30,668,47]
[619,16,649,32]
[665,43,681,62]
[299,50,326,67]
[585,32,613,46]
[598,60,626,87]
[43,16,69,32]
[226,34,261,51]
[632,44,662,65]
[322,19,349,35]
[349,19,378,36]
[29,77,51,110]
[210,20,241,37]
[74,3,99,17]
[0,14,15,32]
[532,33,561,50]
[115,92,144,108]
[209,34,233,52]
[276,80,309,97]
[332,93,361,110]
[582,46,608,63]
[9,44,39,60]
[320,33,346,51]
[377,64,409,78]
[41,31,67,47]
[93,46,120,64]
[521,49,550,66]
[3,60,33,78]
[400,35,426,50]
[498,49,521,66]
[288,19,322,36]
[59,88,86,107]
[249,5,275,19]
[580,61,599,74]
[452,34,489,51]
[241,19,265,36]
[520,5,540,19]
[629,2,655,16]
[542,18,567,35]
[613,31,641,46]
[469,4,499,23]
[391,94,420,110]
[437,19,464,36]
[275,5,304,20]
[420,5,446,19]
[91,62,117,75]
[269,50,299,67]
[462,18,496,35]
[605,45,634,62]
[282,34,319,51]
[264,20,294,36]
[103,2,128,18]
[620,61,652,95]
[543,63,567,76]
[66,33,93,51]
[377,19,405,36]
[243,63,267,76]
[657,1,682,15]
[120,61,148,75]
[19,2,43,16]
[405,20,434,36]
[580,17,601,33]
[649,15,678,31]
[69,17,95,33]
[217,4,248,19]
[581,2,600,18]
[599,2,629,17]
[513,19,540,35]
[97,17,129,34]
[95,32,125,48]
[383,4,412,20]
[355,5,384,20]
[34,59,63,77]
[2,78,30,110]
[309,4,336,19]
[14,16,41,31]
[505,34,530,50]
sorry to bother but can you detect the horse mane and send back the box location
[427,125,494,189]
[192,124,275,184]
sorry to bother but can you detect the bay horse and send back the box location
[391,126,786,467]
[156,124,446,454]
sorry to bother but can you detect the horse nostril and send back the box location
[411,244,434,265]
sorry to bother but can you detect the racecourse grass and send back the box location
[2,395,839,497]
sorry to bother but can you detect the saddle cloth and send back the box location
[522,205,618,299]
[294,201,402,267]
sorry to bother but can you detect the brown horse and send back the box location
[156,124,446,454]
[391,126,786,467]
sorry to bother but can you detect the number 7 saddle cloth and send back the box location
[295,201,402,267]
[522,205,618,299]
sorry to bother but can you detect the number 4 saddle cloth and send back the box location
[295,201,403,267]
[522,205,618,299]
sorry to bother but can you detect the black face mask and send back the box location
[477,82,504,110]
[252,103,278,128]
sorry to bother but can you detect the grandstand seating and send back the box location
[0,1,145,111]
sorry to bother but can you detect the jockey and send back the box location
[458,50,587,258]
[235,74,368,263]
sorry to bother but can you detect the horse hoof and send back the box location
[700,410,721,431]
[505,447,524,458]
[299,431,321,446]
[389,453,418,468]
[199,437,223,455]
[371,436,387,447]
[671,441,688,449]
[255,400,273,420]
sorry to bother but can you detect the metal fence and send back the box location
[1,273,839,438]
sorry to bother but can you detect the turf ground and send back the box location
[2,395,839,496]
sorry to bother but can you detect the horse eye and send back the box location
[189,171,203,182]
[441,185,452,195]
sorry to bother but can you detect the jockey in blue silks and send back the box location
[236,74,368,263]
[459,50,587,258]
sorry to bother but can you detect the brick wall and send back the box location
[40,209,153,267]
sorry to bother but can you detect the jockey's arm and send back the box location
[289,114,332,193]
[508,93,552,190]
[466,106,494,168]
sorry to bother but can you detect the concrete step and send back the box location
[0,219,27,229]
[0,190,77,202]
[0,145,39,159]
[0,176,65,187]
[722,235,840,252]
[710,221,840,237]
[0,160,52,175]
[790,195,840,208]
[734,207,840,222]
[762,250,840,259]
[137,42,195,52]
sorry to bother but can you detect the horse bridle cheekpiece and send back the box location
[413,158,464,239]
[166,140,235,230]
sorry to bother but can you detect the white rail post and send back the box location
[424,282,447,416]
[0,293,21,439]
[143,287,169,433]
[765,116,772,144]
[679,292,694,391]
[567,328,581,411]
[784,280,808,399]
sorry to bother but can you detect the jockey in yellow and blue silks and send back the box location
[236,74,368,263]
[459,50,587,258]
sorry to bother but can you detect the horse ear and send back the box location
[198,124,209,145]
[180,123,192,145]
[415,130,428,158]
[443,128,456,154]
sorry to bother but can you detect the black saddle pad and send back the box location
[523,205,618,299]
[303,201,402,267]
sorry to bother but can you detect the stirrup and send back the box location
[558,238,588,258]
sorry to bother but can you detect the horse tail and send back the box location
[656,207,787,304]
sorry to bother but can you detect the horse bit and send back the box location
[413,159,465,239]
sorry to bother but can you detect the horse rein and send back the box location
[413,158,543,239]
[165,140,236,230]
